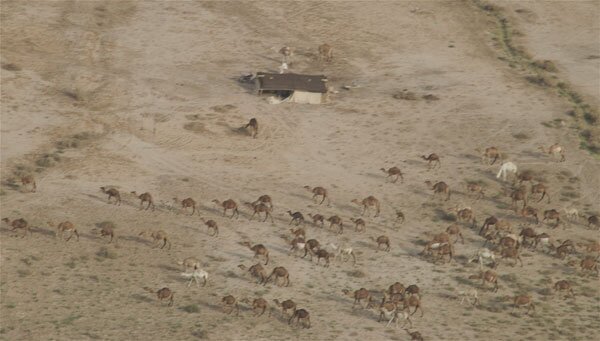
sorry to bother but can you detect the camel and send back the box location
[342,288,372,309]
[470,248,497,270]
[497,236,520,250]
[350,218,366,232]
[533,233,555,251]
[511,295,535,315]
[20,175,36,192]
[402,295,424,317]
[521,206,539,224]
[375,297,412,329]
[420,241,448,256]
[478,216,512,235]
[178,257,201,272]
[577,240,600,254]
[519,227,537,248]
[508,187,528,210]
[539,144,565,162]
[222,295,239,316]
[580,256,599,276]
[421,153,441,169]
[318,43,333,62]
[432,243,454,263]
[95,225,115,243]
[241,242,269,265]
[244,118,258,138]
[380,167,404,183]
[424,181,451,201]
[500,247,523,267]
[308,213,325,227]
[131,191,155,211]
[181,268,208,287]
[469,270,499,292]
[448,206,476,228]
[327,215,344,234]
[253,194,273,209]
[303,186,330,205]
[213,199,239,219]
[530,184,550,203]
[290,227,306,239]
[446,223,465,244]
[458,288,480,306]
[238,263,267,284]
[201,218,219,236]
[478,146,500,165]
[172,197,196,215]
[264,266,290,287]
[553,280,574,299]
[554,242,575,259]
[515,172,535,186]
[372,235,391,252]
[406,330,424,341]
[328,243,357,265]
[139,230,171,250]
[588,215,599,228]
[386,282,406,301]
[48,221,79,242]
[543,209,560,228]
[100,187,121,205]
[466,183,485,200]
[406,285,421,299]
[302,239,321,260]
[562,207,579,221]
[496,161,518,181]
[423,232,450,246]
[244,202,274,223]
[289,236,306,257]
[314,249,332,267]
[287,211,305,226]
[2,218,30,237]
[289,308,310,328]
[143,287,174,306]
[273,299,296,317]
[351,196,381,217]
[251,298,270,317]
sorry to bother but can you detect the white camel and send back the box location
[386,308,412,328]
[458,288,479,306]
[562,207,579,221]
[181,268,208,287]
[470,248,497,270]
[496,161,518,181]
[328,243,357,265]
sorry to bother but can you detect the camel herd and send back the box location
[3,137,599,339]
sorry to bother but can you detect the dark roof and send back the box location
[255,73,327,93]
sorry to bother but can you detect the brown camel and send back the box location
[351,196,381,217]
[100,187,121,205]
[421,153,441,169]
[380,167,404,183]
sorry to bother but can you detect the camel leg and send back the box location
[319,195,325,205]
[249,211,256,221]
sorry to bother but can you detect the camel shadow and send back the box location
[131,293,154,303]
[157,264,179,272]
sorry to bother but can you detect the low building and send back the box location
[254,72,328,104]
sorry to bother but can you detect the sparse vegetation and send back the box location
[181,304,200,313]
[96,247,118,259]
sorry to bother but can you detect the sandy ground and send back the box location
[1,1,599,340]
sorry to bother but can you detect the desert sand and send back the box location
[1,1,599,340]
